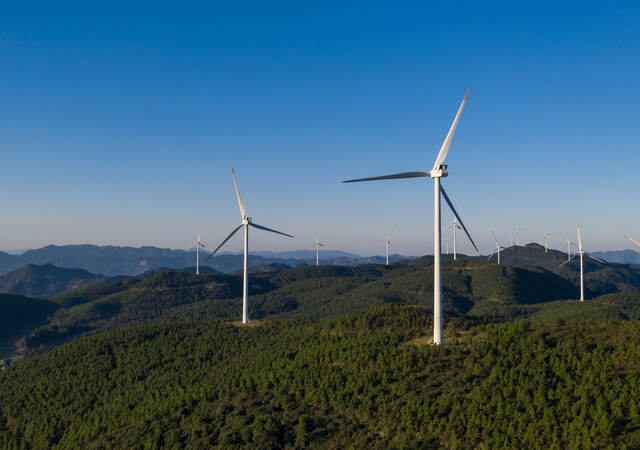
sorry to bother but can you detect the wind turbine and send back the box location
[205,168,294,323]
[189,228,206,275]
[543,232,551,253]
[314,236,325,266]
[624,234,640,248]
[488,231,505,264]
[560,225,605,301]
[513,226,525,247]
[343,90,478,345]
[564,238,574,262]
[384,231,393,265]
[446,217,461,260]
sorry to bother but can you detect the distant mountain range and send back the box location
[0,244,411,277]
[590,249,640,264]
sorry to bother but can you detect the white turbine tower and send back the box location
[544,232,551,253]
[189,228,206,275]
[343,90,478,345]
[384,231,393,265]
[488,231,505,264]
[560,225,605,301]
[206,169,294,323]
[314,237,325,266]
[446,218,461,260]
[513,226,525,247]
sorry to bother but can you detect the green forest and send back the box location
[1,304,640,448]
[2,255,640,448]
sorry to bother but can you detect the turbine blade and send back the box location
[577,225,583,252]
[232,168,246,219]
[432,89,469,172]
[318,242,325,247]
[488,249,496,260]
[559,255,574,267]
[491,231,499,246]
[342,171,430,183]
[587,254,606,263]
[249,222,295,238]
[624,234,640,248]
[204,224,243,262]
[440,185,478,254]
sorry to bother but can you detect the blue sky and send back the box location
[1,2,639,255]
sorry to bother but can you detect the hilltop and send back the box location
[0,264,117,299]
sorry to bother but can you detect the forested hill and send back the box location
[0,263,116,299]
[2,304,640,448]
[24,260,585,354]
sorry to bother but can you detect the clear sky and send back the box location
[1,2,639,256]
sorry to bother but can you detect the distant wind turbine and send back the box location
[205,169,294,323]
[314,236,325,266]
[543,232,551,253]
[564,238,574,262]
[513,226,525,247]
[189,228,206,275]
[560,225,605,301]
[343,90,478,345]
[488,231,505,264]
[384,231,393,265]
[446,218,461,260]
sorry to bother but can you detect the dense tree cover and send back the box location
[21,261,640,357]
[1,304,639,448]
[0,294,57,339]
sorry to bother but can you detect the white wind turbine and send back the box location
[513,226,525,247]
[384,231,393,265]
[343,90,478,345]
[488,231,505,264]
[560,225,605,301]
[446,217,461,260]
[189,228,206,275]
[314,236,325,266]
[206,168,294,323]
[543,232,551,253]
[564,237,574,262]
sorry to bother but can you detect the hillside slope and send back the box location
[25,260,584,354]
[0,264,115,298]
[2,305,639,448]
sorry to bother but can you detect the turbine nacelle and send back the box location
[429,165,448,179]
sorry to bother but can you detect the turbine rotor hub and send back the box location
[430,165,448,178]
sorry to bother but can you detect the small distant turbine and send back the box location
[189,228,206,275]
[564,238,574,261]
[513,226,526,247]
[384,231,393,265]
[206,168,294,324]
[543,232,551,253]
[560,225,606,301]
[314,237,325,266]
[343,90,478,345]
[446,217,461,260]
[488,231,505,264]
